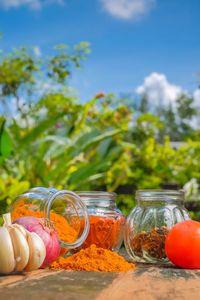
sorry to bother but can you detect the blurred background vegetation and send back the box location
[0,42,200,222]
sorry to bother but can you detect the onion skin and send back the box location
[14,217,61,267]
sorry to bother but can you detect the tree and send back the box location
[156,103,179,141]
[138,95,149,113]
[0,43,90,119]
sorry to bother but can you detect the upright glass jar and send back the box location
[77,191,125,251]
[10,187,90,250]
[124,190,190,264]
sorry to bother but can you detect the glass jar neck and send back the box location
[19,187,58,202]
[77,191,117,208]
[28,187,58,196]
[136,190,184,206]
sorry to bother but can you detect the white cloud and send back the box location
[136,72,200,129]
[101,0,155,20]
[193,88,200,108]
[191,89,200,129]
[189,117,200,129]
[136,72,183,107]
[0,0,64,10]
[33,46,42,57]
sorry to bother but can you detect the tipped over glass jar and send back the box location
[124,190,190,264]
[10,187,90,251]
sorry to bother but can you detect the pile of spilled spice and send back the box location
[51,244,136,272]
[131,226,169,259]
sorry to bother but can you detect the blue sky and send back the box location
[0,0,200,103]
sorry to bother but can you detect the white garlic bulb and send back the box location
[0,213,46,274]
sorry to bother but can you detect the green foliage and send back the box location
[0,117,13,164]
[134,92,199,141]
[157,95,198,141]
[138,95,149,113]
[0,42,199,219]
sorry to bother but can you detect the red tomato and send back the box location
[165,220,200,269]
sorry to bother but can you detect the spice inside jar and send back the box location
[125,190,190,264]
[81,215,125,250]
[11,202,79,244]
[10,188,90,252]
[77,192,125,251]
[131,226,169,259]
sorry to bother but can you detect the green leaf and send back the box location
[20,112,65,145]
[81,129,122,151]
[0,120,13,159]
[69,160,111,186]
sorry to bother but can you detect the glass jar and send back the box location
[77,191,125,251]
[10,187,90,250]
[124,190,190,264]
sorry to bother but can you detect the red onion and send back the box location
[14,217,61,267]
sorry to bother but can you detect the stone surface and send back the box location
[0,270,116,300]
[1,262,200,299]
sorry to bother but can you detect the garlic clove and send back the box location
[0,227,15,273]
[13,224,27,238]
[8,226,29,272]
[25,232,46,272]
[3,213,12,226]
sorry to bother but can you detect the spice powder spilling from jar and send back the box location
[51,244,136,272]
[11,203,79,244]
[131,226,169,259]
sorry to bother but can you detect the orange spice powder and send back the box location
[51,244,136,272]
[80,215,125,250]
[11,203,78,244]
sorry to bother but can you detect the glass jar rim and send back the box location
[136,189,184,201]
[76,191,117,208]
[46,190,90,249]
[76,191,116,200]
